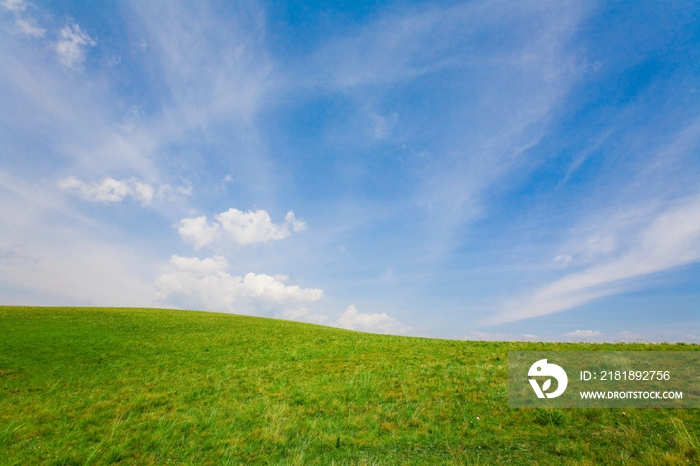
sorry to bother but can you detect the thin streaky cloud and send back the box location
[1,0,25,13]
[14,18,44,37]
[55,23,96,67]
[491,193,700,325]
[1,0,699,340]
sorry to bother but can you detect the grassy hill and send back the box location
[0,306,698,465]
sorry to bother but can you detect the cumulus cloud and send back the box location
[178,208,306,248]
[155,255,323,313]
[57,176,157,206]
[152,253,417,335]
[155,257,408,334]
[336,305,412,335]
[492,194,700,324]
[177,216,221,250]
[280,307,330,325]
[565,330,602,340]
[168,255,228,277]
[277,305,412,335]
[243,272,322,302]
[461,331,540,341]
[55,23,96,67]
[217,209,306,244]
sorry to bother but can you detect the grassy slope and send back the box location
[0,307,698,465]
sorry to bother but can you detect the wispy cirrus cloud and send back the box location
[487,111,700,326]
[0,0,289,318]
[3,0,700,342]
[127,0,272,123]
[311,0,586,88]
[1,0,44,37]
[14,17,43,37]
[491,193,700,325]
[1,0,25,12]
[296,0,591,257]
[55,23,95,67]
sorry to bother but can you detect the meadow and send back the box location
[0,306,698,465]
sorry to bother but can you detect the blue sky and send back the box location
[1,0,699,341]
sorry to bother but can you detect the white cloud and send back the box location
[458,329,700,344]
[461,331,540,341]
[58,176,131,202]
[176,182,193,196]
[492,194,700,324]
[243,272,322,302]
[277,304,412,335]
[57,176,158,206]
[177,216,221,250]
[613,331,700,344]
[131,180,154,204]
[0,240,157,307]
[156,180,193,200]
[1,0,25,13]
[336,305,412,335]
[369,111,397,140]
[305,0,589,259]
[127,0,272,128]
[14,17,44,37]
[216,209,306,245]
[565,330,602,339]
[155,255,323,313]
[0,243,38,264]
[55,23,96,67]
[169,255,227,277]
[0,171,160,307]
[178,208,306,248]
[2,0,45,37]
[155,259,408,334]
[280,307,330,325]
[553,254,572,267]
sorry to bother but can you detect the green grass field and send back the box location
[1,306,698,465]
